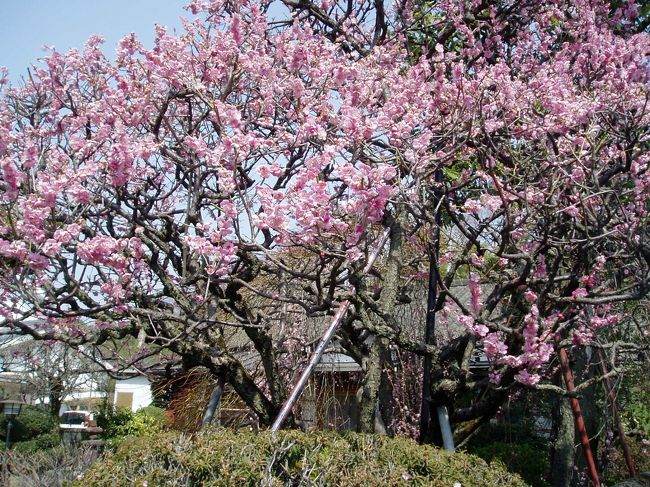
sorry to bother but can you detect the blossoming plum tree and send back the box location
[0,0,648,461]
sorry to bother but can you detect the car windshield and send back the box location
[60,413,86,425]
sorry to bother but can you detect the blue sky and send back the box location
[0,0,187,84]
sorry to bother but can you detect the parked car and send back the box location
[59,410,93,430]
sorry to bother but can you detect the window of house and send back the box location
[115,391,133,410]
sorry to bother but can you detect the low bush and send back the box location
[135,405,168,423]
[76,428,529,486]
[462,419,549,487]
[7,444,101,487]
[620,365,650,439]
[96,403,167,447]
[627,393,650,439]
[464,420,547,450]
[111,406,167,442]
[95,401,133,440]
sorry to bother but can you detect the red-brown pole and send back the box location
[555,336,601,487]
[597,348,636,478]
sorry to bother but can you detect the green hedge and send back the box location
[76,428,529,486]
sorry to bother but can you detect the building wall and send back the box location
[113,376,152,412]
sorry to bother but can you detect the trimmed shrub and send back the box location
[462,419,549,487]
[464,420,547,451]
[76,428,529,486]
[0,405,57,442]
[11,432,61,454]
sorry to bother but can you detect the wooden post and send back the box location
[555,336,601,487]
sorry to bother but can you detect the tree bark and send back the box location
[377,367,394,435]
[420,168,443,446]
[49,376,64,417]
[358,211,403,433]
[598,349,636,478]
[245,327,286,407]
[225,359,279,427]
[358,336,388,433]
[550,387,575,487]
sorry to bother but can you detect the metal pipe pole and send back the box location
[437,406,455,452]
[3,419,12,487]
[270,228,391,433]
[201,378,225,427]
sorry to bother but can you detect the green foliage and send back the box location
[607,363,650,484]
[463,420,549,487]
[0,405,57,442]
[11,432,61,453]
[629,402,650,437]
[619,363,650,438]
[626,388,650,438]
[96,402,167,446]
[136,405,167,423]
[465,419,547,449]
[116,406,167,438]
[472,442,549,487]
[76,428,530,487]
[603,435,650,485]
[95,400,133,440]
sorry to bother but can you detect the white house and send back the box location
[112,375,153,411]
